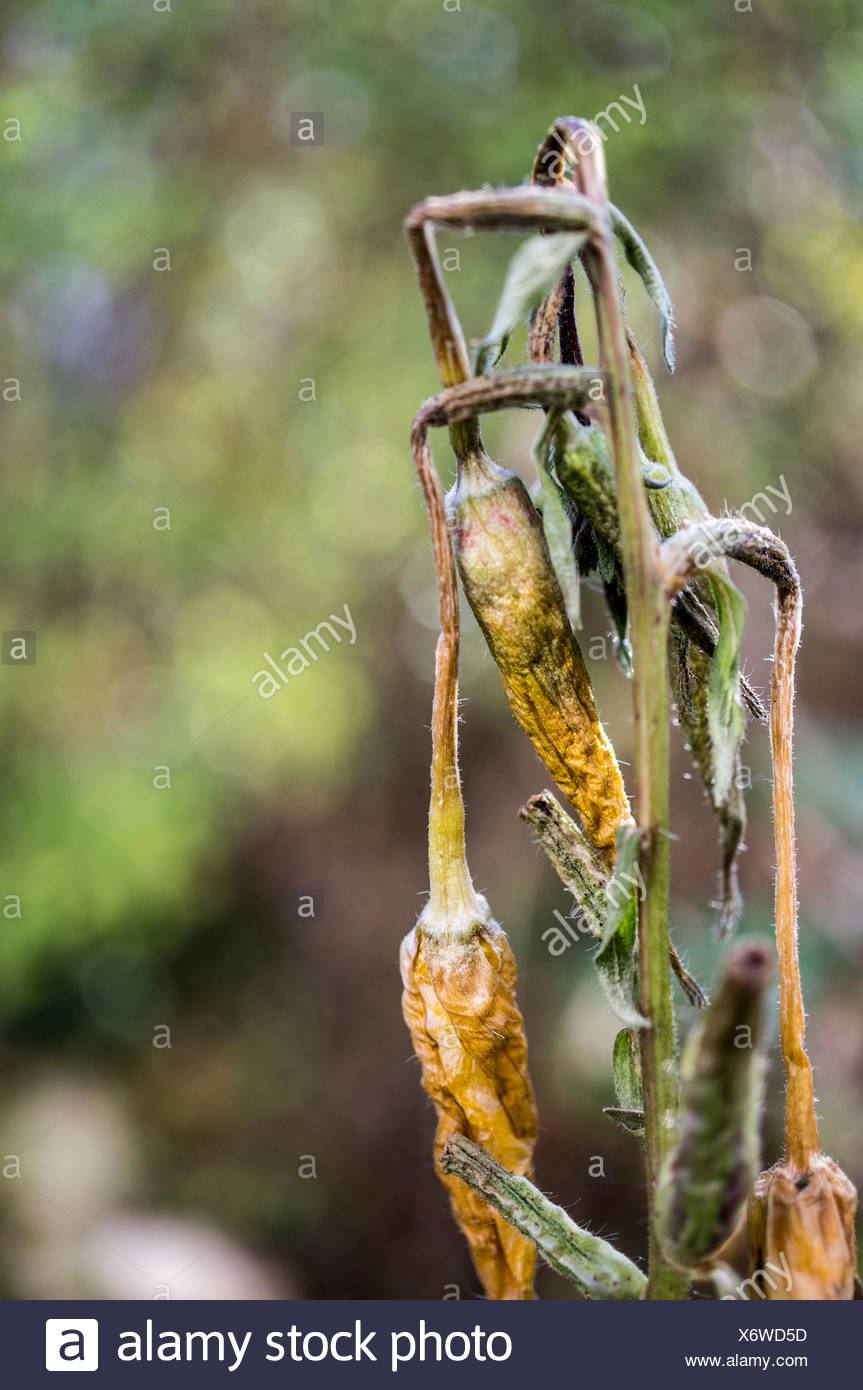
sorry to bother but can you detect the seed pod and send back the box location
[748,1156,859,1300]
[401,910,538,1300]
[657,942,771,1271]
[448,448,631,861]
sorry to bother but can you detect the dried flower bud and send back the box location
[401,905,538,1300]
[449,448,631,860]
[403,425,538,1300]
[749,1155,859,1300]
[657,942,771,1271]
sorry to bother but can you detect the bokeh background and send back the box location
[0,0,860,1299]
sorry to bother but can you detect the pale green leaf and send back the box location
[707,572,747,808]
[533,416,581,628]
[610,202,675,371]
[475,230,586,375]
[594,825,648,1028]
[612,1027,643,1111]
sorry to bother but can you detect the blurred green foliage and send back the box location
[0,0,860,1297]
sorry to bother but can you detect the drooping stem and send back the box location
[415,365,600,430]
[570,123,686,1299]
[410,420,476,921]
[405,211,485,919]
[405,187,599,465]
[405,220,480,463]
[771,586,818,1169]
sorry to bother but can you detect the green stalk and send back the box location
[571,125,687,1299]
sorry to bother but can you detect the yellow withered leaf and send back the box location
[401,916,538,1300]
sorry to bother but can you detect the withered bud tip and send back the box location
[726,942,772,995]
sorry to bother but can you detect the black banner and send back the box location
[8,1298,860,1386]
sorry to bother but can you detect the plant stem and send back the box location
[771,585,819,1171]
[570,125,687,1299]
[405,219,481,466]
[409,421,479,922]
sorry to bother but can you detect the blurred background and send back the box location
[0,0,860,1299]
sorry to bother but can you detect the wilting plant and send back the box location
[400,117,859,1299]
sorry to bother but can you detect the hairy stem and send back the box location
[415,365,602,429]
[410,420,476,919]
[772,587,817,1169]
[571,124,686,1299]
[405,221,480,462]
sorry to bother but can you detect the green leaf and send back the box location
[533,415,581,628]
[612,1027,643,1110]
[475,230,586,375]
[603,1106,645,1140]
[519,791,610,938]
[554,415,620,550]
[594,825,648,1028]
[707,572,747,808]
[609,202,675,372]
[441,1135,647,1299]
[596,533,618,586]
